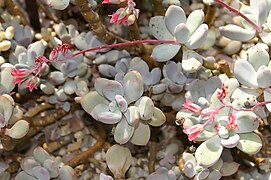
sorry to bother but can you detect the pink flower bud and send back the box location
[183,124,203,142]
[182,100,202,115]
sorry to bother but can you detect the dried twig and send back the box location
[25,0,41,32]
[75,0,124,44]
[31,109,66,127]
[148,141,157,173]
[67,121,106,167]
[24,103,53,118]
[152,0,165,16]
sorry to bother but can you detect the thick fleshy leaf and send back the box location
[123,71,144,104]
[95,78,123,101]
[206,170,221,180]
[0,94,14,128]
[115,95,128,112]
[165,61,187,84]
[220,162,240,177]
[5,120,29,139]
[235,111,259,133]
[149,107,166,127]
[100,173,114,180]
[247,46,269,71]
[184,161,196,178]
[219,24,256,41]
[174,23,190,43]
[186,10,204,34]
[151,44,181,62]
[15,171,37,180]
[195,136,223,167]
[220,134,240,148]
[0,67,15,93]
[32,166,50,180]
[152,84,167,94]
[59,166,77,180]
[237,133,262,155]
[233,59,258,88]
[80,91,108,115]
[264,88,271,112]
[259,31,271,45]
[33,147,50,164]
[186,24,208,49]
[43,159,59,178]
[149,16,174,40]
[114,117,134,144]
[182,50,203,73]
[106,145,132,177]
[130,122,150,145]
[124,106,140,126]
[197,169,210,179]
[46,0,69,10]
[98,111,122,124]
[20,157,39,176]
[165,5,186,35]
[136,97,154,120]
[257,65,271,88]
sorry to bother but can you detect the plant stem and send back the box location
[59,39,178,62]
[214,0,262,32]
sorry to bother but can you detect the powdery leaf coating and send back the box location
[195,136,223,168]
[151,44,181,62]
[149,107,166,127]
[233,59,258,88]
[32,166,50,180]
[20,157,39,176]
[186,24,209,49]
[220,162,240,177]
[0,94,15,128]
[33,147,51,164]
[123,71,144,104]
[149,16,174,40]
[130,121,151,145]
[165,5,186,34]
[174,23,190,43]
[256,65,271,88]
[264,88,271,112]
[5,120,29,139]
[219,24,256,41]
[106,145,132,178]
[137,96,155,120]
[59,165,77,180]
[114,117,134,144]
[237,133,262,155]
[235,111,259,133]
[80,91,108,115]
[186,9,205,35]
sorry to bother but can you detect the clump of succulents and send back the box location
[80,71,166,145]
[16,146,77,180]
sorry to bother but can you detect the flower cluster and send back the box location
[102,0,139,26]
[11,42,71,92]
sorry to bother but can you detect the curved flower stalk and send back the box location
[80,71,166,145]
[215,0,271,44]
[149,5,208,64]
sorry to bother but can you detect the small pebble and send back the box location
[0,40,11,51]
[5,26,15,39]
[224,41,242,55]
[74,131,84,141]
[67,141,82,152]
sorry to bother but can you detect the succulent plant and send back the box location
[149,5,208,62]
[15,146,77,180]
[218,0,271,44]
[0,94,29,140]
[80,71,166,145]
[182,151,239,179]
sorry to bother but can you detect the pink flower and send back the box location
[34,55,49,66]
[183,124,203,142]
[109,8,129,25]
[217,84,228,100]
[200,107,222,123]
[182,100,202,115]
[24,78,38,92]
[11,69,32,88]
[226,113,239,131]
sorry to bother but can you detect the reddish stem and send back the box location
[214,0,263,32]
[58,39,178,62]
